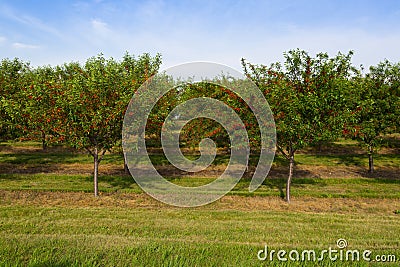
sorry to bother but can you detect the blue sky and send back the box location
[1,0,400,70]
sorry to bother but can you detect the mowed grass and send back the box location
[0,174,140,193]
[0,151,122,165]
[0,139,399,266]
[1,203,399,266]
[1,174,399,199]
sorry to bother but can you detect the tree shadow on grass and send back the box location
[0,152,87,164]
[260,178,285,198]
[241,165,321,199]
[354,168,400,180]
[0,162,67,175]
[0,148,90,175]
[334,155,366,167]
[99,174,137,189]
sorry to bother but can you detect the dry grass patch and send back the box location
[1,190,399,216]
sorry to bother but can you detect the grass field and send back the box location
[0,139,399,266]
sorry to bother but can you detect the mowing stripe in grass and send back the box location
[1,174,399,199]
[0,205,399,266]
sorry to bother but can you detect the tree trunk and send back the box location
[286,154,295,203]
[368,146,374,173]
[93,147,99,197]
[123,153,130,175]
[41,132,47,151]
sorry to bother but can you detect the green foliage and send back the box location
[19,65,66,149]
[0,53,162,195]
[143,75,180,148]
[0,58,31,140]
[347,60,400,165]
[243,49,355,158]
[242,49,356,202]
[177,80,261,150]
[57,53,162,195]
[61,57,126,152]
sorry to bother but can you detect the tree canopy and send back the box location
[242,49,357,202]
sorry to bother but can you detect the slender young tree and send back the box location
[58,53,161,196]
[243,49,355,203]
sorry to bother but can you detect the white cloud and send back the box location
[91,18,110,35]
[12,42,40,49]
[0,4,63,38]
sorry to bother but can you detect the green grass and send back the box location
[294,154,400,167]
[0,139,399,266]
[3,150,399,170]
[233,177,400,199]
[1,174,399,199]
[0,174,140,193]
[0,151,123,165]
[0,205,399,266]
[0,140,44,147]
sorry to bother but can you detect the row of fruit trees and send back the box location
[1,50,399,201]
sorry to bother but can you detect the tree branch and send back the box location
[98,149,107,163]
[276,145,289,160]
[85,147,95,157]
